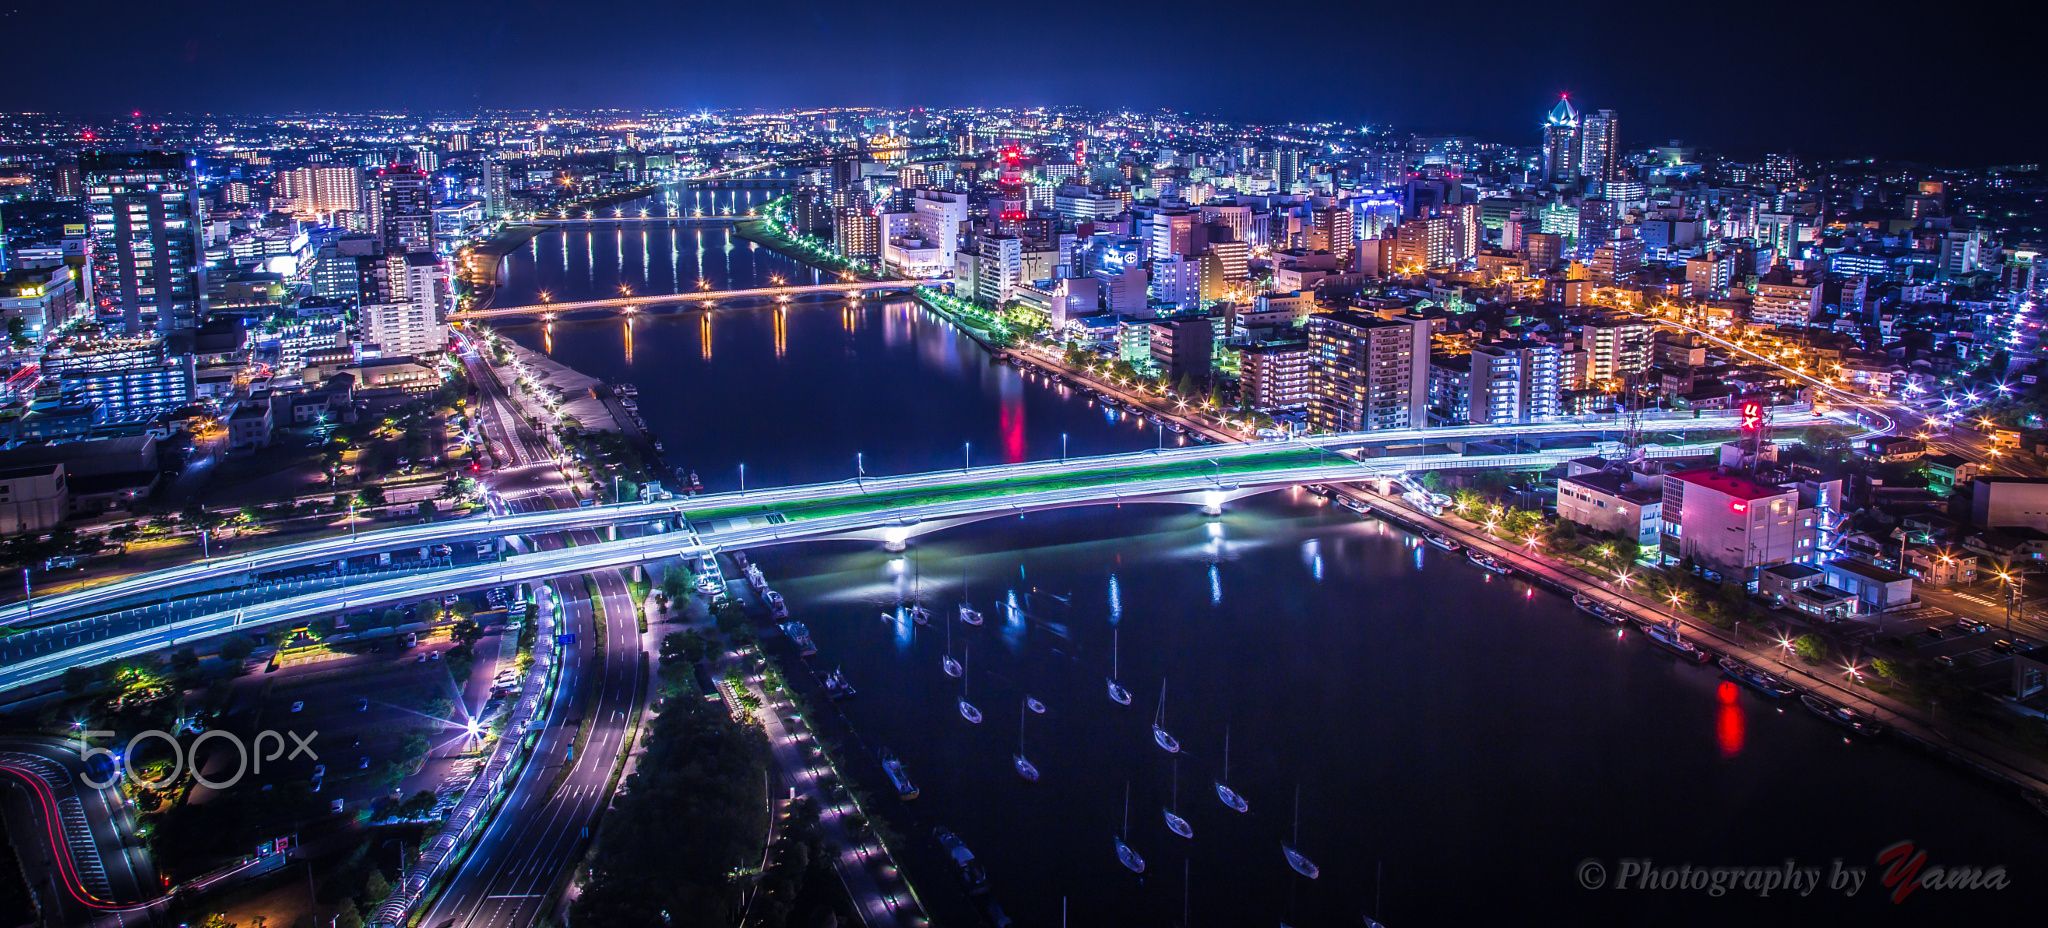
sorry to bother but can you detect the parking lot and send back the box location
[193,621,514,817]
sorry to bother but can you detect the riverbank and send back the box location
[1348,483,2048,801]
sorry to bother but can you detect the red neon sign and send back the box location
[1739,399,1764,433]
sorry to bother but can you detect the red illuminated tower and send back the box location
[995,144,1026,233]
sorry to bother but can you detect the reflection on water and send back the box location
[748,497,2048,927]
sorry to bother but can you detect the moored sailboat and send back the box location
[1215,725,1249,813]
[1014,701,1040,782]
[1114,783,1146,874]
[1152,679,1181,754]
[1163,758,1193,839]
[1282,785,1320,880]
[1106,627,1133,706]
[958,645,982,724]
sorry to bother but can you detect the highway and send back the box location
[0,437,1759,693]
[0,406,1831,632]
[410,342,648,928]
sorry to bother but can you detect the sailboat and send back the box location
[957,645,982,724]
[908,549,931,626]
[1106,628,1133,706]
[959,572,984,626]
[942,609,962,678]
[1114,782,1146,874]
[1014,701,1040,782]
[1163,758,1193,839]
[1152,679,1181,754]
[1215,725,1249,813]
[1282,785,1320,880]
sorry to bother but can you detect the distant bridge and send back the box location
[449,279,950,321]
[521,215,745,225]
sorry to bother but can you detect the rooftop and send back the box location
[1668,467,1790,502]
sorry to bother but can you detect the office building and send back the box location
[1541,95,1580,183]
[1659,467,1822,577]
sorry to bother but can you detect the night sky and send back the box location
[3,0,2036,162]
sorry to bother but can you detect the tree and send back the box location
[1793,633,1826,663]
[333,904,364,928]
[1871,657,1902,680]
[218,634,255,663]
[355,485,387,509]
[416,500,439,523]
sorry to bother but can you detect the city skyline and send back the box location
[1,0,2039,163]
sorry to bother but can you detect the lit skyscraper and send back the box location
[1578,108,1620,185]
[82,150,205,336]
[1541,94,1580,184]
[369,165,434,254]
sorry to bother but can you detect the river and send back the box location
[489,189,2046,926]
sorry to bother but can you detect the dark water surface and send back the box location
[495,192,2046,926]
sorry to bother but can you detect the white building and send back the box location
[361,254,448,358]
[880,188,968,278]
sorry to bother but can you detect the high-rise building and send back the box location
[83,150,206,336]
[1468,340,1562,423]
[1239,340,1311,411]
[369,165,434,255]
[361,253,449,358]
[1579,315,1654,386]
[1541,95,1580,184]
[835,197,881,260]
[1577,109,1620,184]
[278,165,365,217]
[1391,216,1453,271]
[1149,316,1215,386]
[974,234,1023,306]
[481,157,509,220]
[1306,310,1430,432]
[1310,205,1354,266]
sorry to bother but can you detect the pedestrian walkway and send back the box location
[744,665,922,927]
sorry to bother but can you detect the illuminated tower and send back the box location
[1541,94,1580,184]
[995,145,1027,234]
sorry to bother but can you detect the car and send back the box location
[1922,626,1945,639]
[310,777,322,793]
[357,697,369,712]
[417,654,428,663]
[290,701,305,713]
[428,651,441,661]
[1958,618,1990,633]
[359,756,370,770]
[312,764,326,778]
[1936,655,1958,667]
[1993,639,2015,653]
